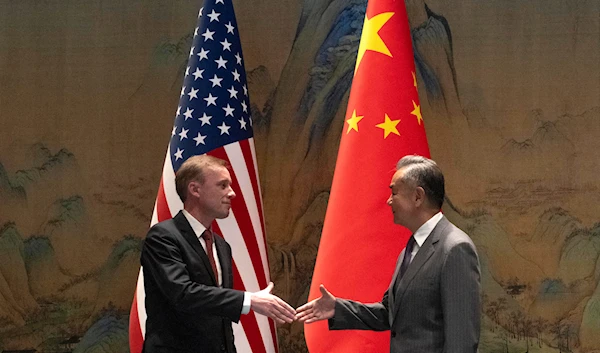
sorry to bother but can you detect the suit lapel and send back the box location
[173,211,218,286]
[391,217,450,325]
[388,249,405,325]
[214,234,231,288]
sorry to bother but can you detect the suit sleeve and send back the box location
[328,290,391,331]
[441,241,481,353]
[141,225,245,322]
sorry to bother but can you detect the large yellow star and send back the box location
[375,114,400,138]
[346,110,364,134]
[411,100,423,125]
[355,12,394,73]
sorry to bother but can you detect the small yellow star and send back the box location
[411,100,423,125]
[346,110,364,134]
[375,114,400,138]
[355,12,394,73]
[412,71,417,88]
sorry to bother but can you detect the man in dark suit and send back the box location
[297,155,481,352]
[141,155,295,353]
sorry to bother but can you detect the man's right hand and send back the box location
[295,284,336,323]
[250,282,296,324]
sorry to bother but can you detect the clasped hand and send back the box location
[252,283,335,324]
[250,282,296,324]
[295,284,336,323]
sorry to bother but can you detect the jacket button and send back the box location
[391,331,396,338]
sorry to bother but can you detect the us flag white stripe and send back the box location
[248,138,265,208]
[162,148,183,217]
[151,199,159,227]
[232,323,253,353]
[217,211,261,292]
[217,212,275,353]
[224,142,270,281]
[220,143,275,353]
[135,270,147,336]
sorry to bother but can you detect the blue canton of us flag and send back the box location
[169,0,253,171]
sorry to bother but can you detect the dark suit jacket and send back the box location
[329,216,481,353]
[141,211,245,353]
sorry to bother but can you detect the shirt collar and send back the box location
[182,209,209,239]
[412,212,443,247]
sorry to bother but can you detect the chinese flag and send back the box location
[304,0,431,351]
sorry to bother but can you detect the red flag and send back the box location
[304,0,430,351]
[128,0,278,352]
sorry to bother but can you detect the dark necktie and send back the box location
[202,230,219,282]
[399,235,416,279]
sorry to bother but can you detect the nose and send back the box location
[386,195,392,205]
[228,187,236,199]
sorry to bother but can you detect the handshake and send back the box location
[251,283,335,325]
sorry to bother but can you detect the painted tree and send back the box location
[522,318,535,353]
[534,316,548,348]
[549,319,564,353]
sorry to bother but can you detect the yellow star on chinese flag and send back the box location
[412,71,417,88]
[346,110,364,134]
[355,12,394,72]
[375,114,400,138]
[411,100,423,125]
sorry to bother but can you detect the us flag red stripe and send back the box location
[208,147,268,288]
[128,0,278,352]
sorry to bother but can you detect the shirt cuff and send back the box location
[241,291,251,315]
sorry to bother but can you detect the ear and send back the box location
[187,180,202,199]
[414,186,426,207]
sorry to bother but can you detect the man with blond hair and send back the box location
[141,155,295,353]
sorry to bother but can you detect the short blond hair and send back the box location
[175,155,229,202]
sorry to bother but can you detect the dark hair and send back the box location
[175,155,229,203]
[396,155,445,209]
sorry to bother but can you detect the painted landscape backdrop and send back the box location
[0,0,598,352]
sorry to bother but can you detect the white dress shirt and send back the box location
[409,212,444,262]
[182,210,251,314]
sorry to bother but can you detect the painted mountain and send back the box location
[0,145,142,352]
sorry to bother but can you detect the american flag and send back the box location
[128,0,277,352]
